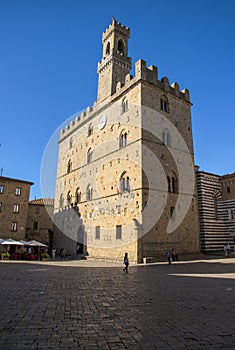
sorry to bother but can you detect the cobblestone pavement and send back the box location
[0,258,235,349]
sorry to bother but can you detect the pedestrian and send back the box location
[166,249,172,264]
[224,243,230,257]
[227,243,231,256]
[60,248,64,260]
[62,248,67,260]
[224,243,227,256]
[52,248,56,260]
[123,252,129,273]
[76,243,80,255]
[171,248,179,261]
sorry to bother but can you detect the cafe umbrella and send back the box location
[27,240,48,258]
[1,238,24,245]
[27,240,48,247]
[1,238,24,255]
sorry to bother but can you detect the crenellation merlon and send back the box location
[148,65,158,83]
[86,106,93,113]
[161,76,170,91]
[171,82,180,97]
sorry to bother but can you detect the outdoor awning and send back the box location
[19,240,31,245]
[1,239,24,245]
[27,240,47,247]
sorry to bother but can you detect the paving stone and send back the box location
[0,258,235,349]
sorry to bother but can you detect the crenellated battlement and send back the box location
[102,17,130,43]
[61,18,191,141]
[135,59,190,101]
[60,57,191,140]
[113,59,190,102]
[60,104,96,140]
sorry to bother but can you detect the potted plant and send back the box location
[1,252,10,260]
[40,252,50,261]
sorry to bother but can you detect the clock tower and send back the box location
[97,17,132,104]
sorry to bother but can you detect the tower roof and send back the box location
[102,17,130,42]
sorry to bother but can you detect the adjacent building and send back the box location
[0,175,54,250]
[26,198,54,244]
[0,176,33,240]
[197,171,235,252]
[53,18,200,262]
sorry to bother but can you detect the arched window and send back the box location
[172,177,178,193]
[67,191,72,205]
[69,137,73,149]
[88,123,93,137]
[117,39,124,54]
[87,148,92,164]
[67,159,72,174]
[75,188,81,204]
[59,194,64,208]
[121,98,128,114]
[106,41,110,55]
[119,171,130,193]
[167,173,178,193]
[162,129,171,146]
[86,185,93,201]
[160,95,169,113]
[119,130,127,148]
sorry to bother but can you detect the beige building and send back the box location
[0,176,33,240]
[26,198,54,245]
[53,18,200,262]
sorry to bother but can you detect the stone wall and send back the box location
[0,176,33,240]
[26,199,54,244]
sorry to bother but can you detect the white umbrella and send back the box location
[1,238,24,245]
[27,240,47,247]
[19,240,31,245]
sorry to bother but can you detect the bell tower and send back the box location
[97,17,132,104]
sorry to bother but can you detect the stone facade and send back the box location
[197,171,235,252]
[54,18,200,262]
[26,198,54,244]
[0,176,33,240]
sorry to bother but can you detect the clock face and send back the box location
[98,114,107,130]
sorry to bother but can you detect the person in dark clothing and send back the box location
[171,248,179,261]
[123,252,129,273]
[166,249,172,264]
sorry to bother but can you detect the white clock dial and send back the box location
[98,114,107,130]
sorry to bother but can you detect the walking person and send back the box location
[166,249,172,264]
[227,243,231,256]
[171,248,179,261]
[52,248,56,260]
[123,252,129,273]
[224,243,227,256]
[224,243,230,257]
[60,248,64,260]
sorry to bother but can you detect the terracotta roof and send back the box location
[29,198,54,206]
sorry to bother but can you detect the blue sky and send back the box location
[0,0,235,199]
